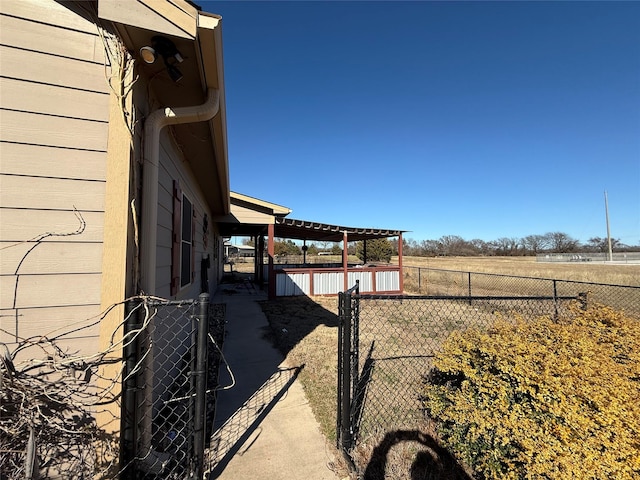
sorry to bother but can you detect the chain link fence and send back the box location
[403,266,640,318]
[337,272,640,474]
[1,293,226,480]
[120,293,225,480]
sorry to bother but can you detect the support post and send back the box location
[268,224,276,299]
[343,231,349,291]
[193,293,209,479]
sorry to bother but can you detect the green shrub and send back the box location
[423,303,640,479]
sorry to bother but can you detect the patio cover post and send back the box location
[343,230,348,291]
[268,223,275,299]
[256,234,265,285]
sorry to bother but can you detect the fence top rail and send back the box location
[404,265,640,289]
[144,298,197,307]
[357,294,581,301]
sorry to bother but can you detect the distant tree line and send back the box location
[393,232,638,257]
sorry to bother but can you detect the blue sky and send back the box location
[203,1,640,246]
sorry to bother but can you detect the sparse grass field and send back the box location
[397,255,640,286]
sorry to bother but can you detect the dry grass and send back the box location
[396,255,640,286]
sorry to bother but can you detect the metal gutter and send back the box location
[140,88,220,294]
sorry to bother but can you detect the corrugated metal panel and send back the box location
[376,270,400,291]
[313,272,344,295]
[276,272,310,296]
[348,271,372,292]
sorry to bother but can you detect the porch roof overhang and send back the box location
[217,193,405,242]
[274,218,406,243]
[98,0,230,214]
[217,192,292,237]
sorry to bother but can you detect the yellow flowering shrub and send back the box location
[423,303,640,479]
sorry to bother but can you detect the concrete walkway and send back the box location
[206,278,339,479]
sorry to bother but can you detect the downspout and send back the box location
[140,88,220,294]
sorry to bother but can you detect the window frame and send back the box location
[171,180,196,295]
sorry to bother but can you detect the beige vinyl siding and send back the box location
[1,175,105,211]
[0,273,102,310]
[155,132,217,299]
[1,0,103,34]
[0,1,110,354]
[0,45,108,93]
[0,77,110,122]
[229,202,276,224]
[0,10,105,64]
[0,305,101,346]
[0,143,107,180]
[1,110,108,150]
[0,209,105,243]
[0,242,103,275]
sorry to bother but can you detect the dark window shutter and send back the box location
[192,209,197,282]
[171,180,182,296]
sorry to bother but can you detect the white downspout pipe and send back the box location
[140,88,220,294]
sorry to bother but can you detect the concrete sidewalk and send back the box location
[206,277,339,479]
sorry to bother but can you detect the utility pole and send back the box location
[605,190,613,262]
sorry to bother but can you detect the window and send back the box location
[171,180,195,295]
[180,194,193,288]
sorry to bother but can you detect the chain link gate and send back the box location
[337,280,586,473]
[120,293,212,480]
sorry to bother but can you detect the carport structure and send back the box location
[217,193,406,299]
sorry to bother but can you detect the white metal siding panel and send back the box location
[376,271,400,291]
[276,273,310,296]
[313,272,343,295]
[348,271,372,292]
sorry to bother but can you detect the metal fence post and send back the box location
[552,280,559,320]
[468,271,472,305]
[337,291,344,449]
[120,298,140,480]
[193,293,209,479]
[339,291,352,452]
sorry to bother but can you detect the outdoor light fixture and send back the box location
[139,45,157,64]
[139,35,184,82]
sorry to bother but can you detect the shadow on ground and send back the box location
[258,294,340,356]
[362,430,473,480]
[207,365,303,477]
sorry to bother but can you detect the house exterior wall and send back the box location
[0,0,110,356]
[155,131,222,299]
